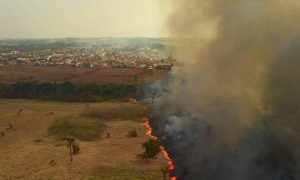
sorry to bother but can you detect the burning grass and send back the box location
[81,104,148,120]
[144,118,176,179]
[48,116,105,141]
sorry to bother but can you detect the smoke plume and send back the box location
[149,0,300,179]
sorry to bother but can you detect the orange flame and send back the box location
[144,117,177,180]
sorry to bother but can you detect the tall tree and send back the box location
[138,139,160,162]
[66,137,75,161]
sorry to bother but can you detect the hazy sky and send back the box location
[0,0,168,39]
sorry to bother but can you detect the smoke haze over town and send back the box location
[0,1,299,180]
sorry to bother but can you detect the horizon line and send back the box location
[0,36,171,41]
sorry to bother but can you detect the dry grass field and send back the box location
[0,100,167,179]
[0,66,167,84]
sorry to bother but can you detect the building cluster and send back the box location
[0,48,176,70]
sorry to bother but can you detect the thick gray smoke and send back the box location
[149,0,300,179]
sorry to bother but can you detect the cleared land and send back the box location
[0,100,167,179]
[0,66,167,84]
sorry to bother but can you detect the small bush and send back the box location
[72,142,80,154]
[81,104,148,120]
[47,112,54,115]
[127,130,138,138]
[8,123,12,129]
[17,109,23,117]
[106,132,110,138]
[48,116,105,141]
[49,160,57,166]
[33,138,43,143]
[137,139,160,162]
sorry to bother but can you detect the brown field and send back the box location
[0,100,167,179]
[0,66,167,84]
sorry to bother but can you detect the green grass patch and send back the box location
[81,104,148,120]
[88,166,162,180]
[48,116,105,141]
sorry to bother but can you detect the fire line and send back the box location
[144,117,177,180]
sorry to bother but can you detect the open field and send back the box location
[0,100,167,179]
[0,66,167,84]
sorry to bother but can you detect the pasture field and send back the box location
[0,99,167,179]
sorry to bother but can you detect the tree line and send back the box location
[0,81,137,102]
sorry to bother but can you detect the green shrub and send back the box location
[48,116,105,141]
[137,139,160,162]
[127,130,138,138]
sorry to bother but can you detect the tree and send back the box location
[138,139,160,162]
[0,81,138,102]
[66,137,75,161]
